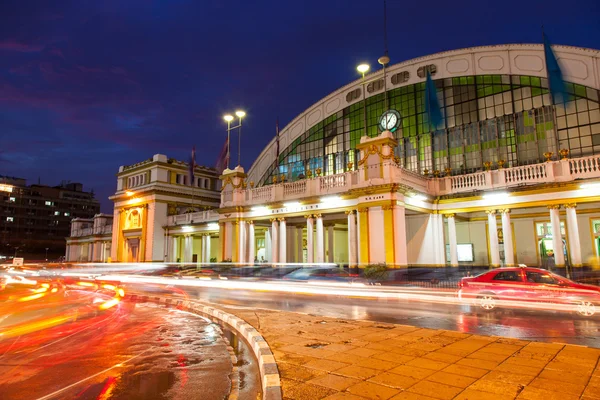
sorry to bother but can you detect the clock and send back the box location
[379,110,401,132]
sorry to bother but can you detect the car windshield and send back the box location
[525,271,559,284]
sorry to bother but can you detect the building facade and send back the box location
[68,43,600,269]
[1,176,100,259]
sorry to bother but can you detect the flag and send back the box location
[543,32,567,105]
[188,146,196,186]
[275,118,280,160]
[215,138,229,174]
[425,70,443,131]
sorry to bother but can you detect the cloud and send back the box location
[0,40,44,53]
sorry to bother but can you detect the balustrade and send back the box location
[504,164,547,184]
[570,155,600,178]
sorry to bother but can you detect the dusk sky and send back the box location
[1,0,599,212]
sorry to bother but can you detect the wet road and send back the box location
[0,300,234,400]
[179,286,600,348]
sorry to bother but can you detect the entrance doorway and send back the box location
[126,238,140,262]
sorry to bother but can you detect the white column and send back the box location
[88,243,93,262]
[437,213,446,265]
[206,235,212,263]
[265,228,272,262]
[447,214,458,267]
[186,236,194,263]
[279,218,287,263]
[487,210,500,267]
[347,211,357,267]
[306,215,314,263]
[316,214,324,263]
[201,235,207,263]
[224,221,233,261]
[501,209,515,266]
[565,204,582,266]
[248,222,255,263]
[271,218,279,263]
[327,225,334,263]
[549,205,565,267]
[393,206,407,267]
[172,236,179,262]
[238,220,246,264]
[65,245,70,262]
[296,227,303,263]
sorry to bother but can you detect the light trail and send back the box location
[87,273,592,314]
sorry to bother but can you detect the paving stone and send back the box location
[345,347,385,358]
[482,371,536,385]
[456,357,501,370]
[388,365,436,380]
[389,392,437,400]
[480,343,524,355]
[279,362,328,382]
[346,381,400,400]
[404,357,449,371]
[454,389,516,400]
[516,386,580,400]
[335,365,380,380]
[325,352,368,365]
[283,382,337,400]
[467,350,511,363]
[442,364,489,379]
[324,344,358,353]
[528,376,585,397]
[367,371,418,390]
[425,371,477,388]
[372,353,414,364]
[353,357,400,371]
[467,379,526,397]
[365,342,394,351]
[538,368,591,385]
[307,374,361,391]
[304,359,349,372]
[322,392,369,400]
[492,361,543,376]
[405,379,463,399]
[423,352,463,364]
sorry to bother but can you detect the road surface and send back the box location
[0,298,235,400]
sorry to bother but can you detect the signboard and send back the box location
[0,184,13,193]
[12,257,24,266]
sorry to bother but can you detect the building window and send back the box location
[6,217,13,222]
[45,201,52,206]
[54,211,60,216]
[9,197,15,202]
[64,212,70,217]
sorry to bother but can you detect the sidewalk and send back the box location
[219,306,600,400]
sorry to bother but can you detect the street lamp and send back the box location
[223,114,234,170]
[223,111,246,169]
[357,64,370,137]
[235,110,246,167]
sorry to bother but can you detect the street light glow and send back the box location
[357,64,370,74]
[235,110,246,118]
[223,114,234,122]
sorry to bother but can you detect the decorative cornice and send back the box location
[564,203,577,209]
[547,205,561,210]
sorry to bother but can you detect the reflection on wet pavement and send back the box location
[185,287,600,348]
[0,302,233,400]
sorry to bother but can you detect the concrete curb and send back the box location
[127,294,282,400]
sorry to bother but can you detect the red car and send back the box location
[458,266,599,317]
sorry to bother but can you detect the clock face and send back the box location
[379,110,401,132]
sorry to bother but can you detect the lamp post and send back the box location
[357,64,370,137]
[235,110,246,167]
[223,111,246,169]
[223,114,234,170]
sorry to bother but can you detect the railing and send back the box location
[168,210,220,226]
[504,163,547,184]
[283,181,306,196]
[93,225,112,235]
[319,174,347,191]
[251,186,273,202]
[450,173,487,192]
[221,155,600,206]
[570,155,600,178]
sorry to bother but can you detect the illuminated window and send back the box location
[45,201,52,206]
[9,197,15,202]
[54,211,60,216]
[6,217,13,222]
[64,212,70,217]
